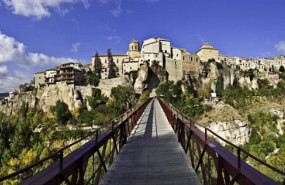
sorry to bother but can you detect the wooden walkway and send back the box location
[100,99,201,185]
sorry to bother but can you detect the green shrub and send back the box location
[50,101,72,124]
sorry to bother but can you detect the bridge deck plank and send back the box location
[100,99,201,185]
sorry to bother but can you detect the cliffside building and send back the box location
[34,71,45,88]
[92,40,142,79]
[59,62,85,85]
[34,62,85,88]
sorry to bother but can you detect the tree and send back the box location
[0,112,14,164]
[87,71,100,87]
[50,101,72,124]
[108,85,138,115]
[107,49,117,78]
[279,65,285,73]
[257,79,270,89]
[216,76,224,97]
[88,88,108,110]
[94,51,103,78]
[156,81,173,102]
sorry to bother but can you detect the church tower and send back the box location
[127,40,140,59]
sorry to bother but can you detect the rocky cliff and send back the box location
[197,101,251,145]
[0,83,94,115]
[134,61,167,94]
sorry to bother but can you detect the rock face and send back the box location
[0,83,93,115]
[0,90,36,115]
[197,101,251,145]
[134,62,149,93]
[37,83,93,112]
[204,120,250,146]
[97,77,126,97]
[134,61,167,94]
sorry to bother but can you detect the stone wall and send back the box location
[165,58,183,82]
[97,77,125,97]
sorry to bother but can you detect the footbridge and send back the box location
[0,97,284,185]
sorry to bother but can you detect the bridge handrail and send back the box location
[0,97,153,184]
[157,97,285,184]
[0,129,99,182]
[163,98,285,177]
[206,127,285,177]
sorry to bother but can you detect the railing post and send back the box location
[96,129,98,144]
[60,150,63,170]
[181,120,185,150]
[238,147,241,170]
[205,128,207,143]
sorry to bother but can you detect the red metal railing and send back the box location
[0,98,152,185]
[157,97,285,185]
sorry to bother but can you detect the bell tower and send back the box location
[128,40,140,59]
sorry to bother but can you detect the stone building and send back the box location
[188,53,200,63]
[196,43,219,62]
[45,68,58,85]
[92,40,143,79]
[34,62,85,87]
[141,37,171,67]
[94,54,128,79]
[59,62,85,85]
[34,71,45,88]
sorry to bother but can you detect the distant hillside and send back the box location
[0,93,9,100]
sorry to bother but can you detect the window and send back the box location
[105,59,107,64]
[132,46,133,50]
[130,67,132,69]
[191,57,193,61]
[117,59,119,63]
[135,45,137,50]
[177,54,178,57]
[156,55,158,57]
[183,56,185,60]
[39,77,41,79]
[105,68,107,72]
[196,58,198,62]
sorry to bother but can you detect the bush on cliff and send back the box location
[50,100,72,124]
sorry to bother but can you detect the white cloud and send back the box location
[125,9,132,14]
[3,0,92,19]
[81,0,91,8]
[0,65,8,75]
[70,42,81,53]
[105,35,121,43]
[0,31,25,63]
[0,31,78,67]
[275,41,285,53]
[0,70,32,93]
[0,31,80,92]
[110,0,122,17]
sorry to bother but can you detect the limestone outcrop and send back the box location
[97,77,126,97]
[0,83,93,115]
[134,61,167,94]
[134,62,149,93]
[197,101,251,145]
[201,121,250,146]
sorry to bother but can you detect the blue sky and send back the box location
[0,0,285,92]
